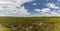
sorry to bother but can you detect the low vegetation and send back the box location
[0,17,60,31]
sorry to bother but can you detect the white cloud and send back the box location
[0,6,31,17]
[15,0,33,7]
[34,9,41,12]
[47,3,60,9]
[0,0,32,17]
[40,11,60,16]
[49,11,60,16]
[31,8,60,17]
[0,13,6,16]
[0,0,60,17]
[16,6,31,16]
[54,6,60,9]
[0,0,16,5]
[41,8,50,13]
[0,1,13,4]
[57,10,60,13]
[34,8,50,13]
[0,7,3,10]
[47,3,56,8]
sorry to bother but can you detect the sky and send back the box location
[0,0,60,17]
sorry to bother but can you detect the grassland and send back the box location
[0,17,60,31]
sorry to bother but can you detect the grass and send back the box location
[0,17,59,31]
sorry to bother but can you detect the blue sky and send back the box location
[0,0,60,17]
[19,0,60,16]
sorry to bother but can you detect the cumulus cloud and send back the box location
[41,8,50,13]
[57,10,60,13]
[47,3,56,8]
[34,8,50,13]
[31,11,60,16]
[15,0,33,7]
[34,9,41,12]
[29,1,60,17]
[46,3,60,9]
[0,0,32,17]
[0,0,60,17]
[50,11,59,16]
[16,6,31,16]
[33,7,60,17]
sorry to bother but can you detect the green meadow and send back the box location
[0,17,60,31]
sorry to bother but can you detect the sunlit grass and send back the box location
[0,24,11,31]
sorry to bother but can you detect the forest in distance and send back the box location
[0,17,60,31]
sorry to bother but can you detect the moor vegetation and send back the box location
[0,17,60,31]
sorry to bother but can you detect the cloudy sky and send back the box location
[0,0,60,17]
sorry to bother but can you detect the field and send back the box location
[0,17,60,31]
